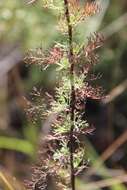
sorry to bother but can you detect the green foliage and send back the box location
[0,136,34,156]
[0,0,58,48]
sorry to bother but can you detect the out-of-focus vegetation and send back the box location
[0,0,58,48]
[0,0,127,189]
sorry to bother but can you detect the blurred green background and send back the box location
[0,0,127,189]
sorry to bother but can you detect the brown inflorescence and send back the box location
[24,45,64,68]
[68,0,100,20]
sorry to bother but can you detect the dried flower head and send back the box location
[84,33,104,58]
[58,1,100,33]
[24,45,64,69]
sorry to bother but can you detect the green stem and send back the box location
[63,1,75,190]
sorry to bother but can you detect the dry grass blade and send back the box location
[79,174,127,190]
[100,130,127,162]
[27,0,38,5]
[104,79,127,104]
[87,130,127,176]
[0,170,26,190]
[0,171,14,190]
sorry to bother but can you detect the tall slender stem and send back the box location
[63,1,75,190]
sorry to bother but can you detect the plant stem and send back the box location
[63,1,75,190]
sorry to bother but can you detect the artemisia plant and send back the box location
[24,0,104,190]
